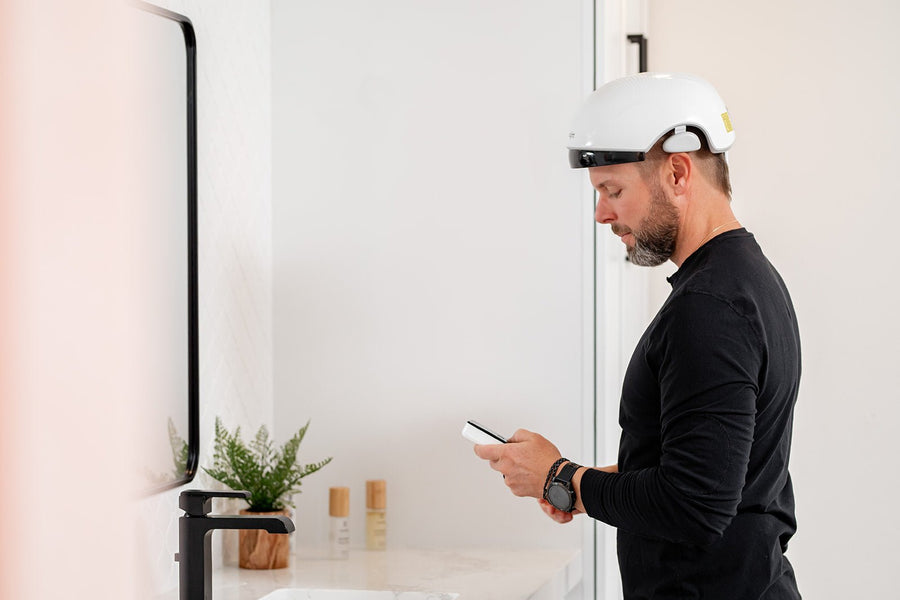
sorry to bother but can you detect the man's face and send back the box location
[589,163,680,267]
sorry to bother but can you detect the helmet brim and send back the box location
[568,149,645,169]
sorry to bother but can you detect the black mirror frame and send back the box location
[133,0,199,494]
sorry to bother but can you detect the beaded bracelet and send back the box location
[543,457,569,497]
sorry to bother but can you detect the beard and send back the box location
[614,183,679,267]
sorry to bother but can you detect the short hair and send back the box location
[637,127,732,197]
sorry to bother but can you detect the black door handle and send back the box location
[627,34,648,73]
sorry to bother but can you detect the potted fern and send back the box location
[203,417,332,569]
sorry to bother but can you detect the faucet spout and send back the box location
[201,514,294,534]
[176,490,296,600]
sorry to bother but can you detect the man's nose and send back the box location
[594,196,615,224]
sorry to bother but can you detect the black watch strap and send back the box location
[554,461,580,484]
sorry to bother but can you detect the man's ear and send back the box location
[667,153,693,197]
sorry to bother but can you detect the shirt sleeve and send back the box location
[580,291,762,546]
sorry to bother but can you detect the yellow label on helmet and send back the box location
[721,112,733,133]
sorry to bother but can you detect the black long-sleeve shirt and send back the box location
[580,229,801,599]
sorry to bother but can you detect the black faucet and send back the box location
[175,489,295,600]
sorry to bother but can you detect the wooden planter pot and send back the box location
[238,509,291,569]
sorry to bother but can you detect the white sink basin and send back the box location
[258,590,459,600]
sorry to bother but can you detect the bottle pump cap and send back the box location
[329,487,350,517]
[366,480,386,510]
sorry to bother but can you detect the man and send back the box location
[474,73,801,599]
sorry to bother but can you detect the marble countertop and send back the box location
[193,547,582,600]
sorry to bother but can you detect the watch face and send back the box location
[547,482,573,512]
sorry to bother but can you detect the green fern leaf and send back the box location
[201,417,332,512]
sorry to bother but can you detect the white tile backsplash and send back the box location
[135,0,272,596]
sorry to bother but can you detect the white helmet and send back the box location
[567,72,735,168]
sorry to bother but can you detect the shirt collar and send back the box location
[666,228,749,288]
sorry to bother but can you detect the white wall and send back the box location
[272,0,590,553]
[646,1,900,597]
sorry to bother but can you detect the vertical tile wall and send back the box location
[134,1,272,596]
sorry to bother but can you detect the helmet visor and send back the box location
[568,149,645,169]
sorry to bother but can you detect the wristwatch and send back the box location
[545,461,580,512]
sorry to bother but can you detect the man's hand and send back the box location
[538,498,581,523]
[473,429,563,498]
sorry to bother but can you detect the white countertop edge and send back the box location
[159,547,583,600]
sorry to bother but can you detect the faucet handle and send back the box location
[179,489,251,516]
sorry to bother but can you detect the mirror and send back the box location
[127,1,199,494]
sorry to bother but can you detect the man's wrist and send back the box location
[571,466,588,514]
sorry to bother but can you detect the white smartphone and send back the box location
[461,420,507,444]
